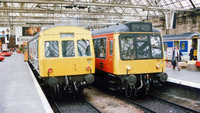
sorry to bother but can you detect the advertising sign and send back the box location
[166,47,173,60]
[22,27,41,36]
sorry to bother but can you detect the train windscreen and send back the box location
[77,40,91,56]
[119,34,163,60]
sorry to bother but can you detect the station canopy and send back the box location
[0,0,200,28]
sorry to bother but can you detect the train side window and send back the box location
[77,40,91,56]
[62,41,75,57]
[45,41,59,58]
[93,38,107,59]
[110,40,113,55]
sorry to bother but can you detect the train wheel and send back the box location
[50,86,57,99]
[57,83,62,98]
[125,82,136,98]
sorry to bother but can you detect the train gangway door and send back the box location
[198,38,200,61]
[24,42,28,62]
[107,37,114,73]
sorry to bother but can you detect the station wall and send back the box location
[147,12,200,35]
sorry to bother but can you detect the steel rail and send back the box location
[148,94,200,113]
[120,96,156,113]
[83,99,104,113]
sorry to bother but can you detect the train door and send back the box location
[197,38,200,61]
[192,36,198,60]
[174,41,179,49]
[24,42,28,62]
[93,37,107,72]
[107,34,114,73]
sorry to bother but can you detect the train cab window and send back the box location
[62,41,75,57]
[120,36,135,60]
[150,36,162,58]
[77,40,91,56]
[93,38,107,59]
[136,35,151,59]
[110,40,113,55]
[45,41,59,58]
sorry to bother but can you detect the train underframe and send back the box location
[28,61,95,98]
[94,70,168,97]
[44,74,95,98]
[44,74,94,98]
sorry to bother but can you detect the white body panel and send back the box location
[29,38,39,73]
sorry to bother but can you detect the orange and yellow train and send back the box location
[92,22,168,97]
[26,25,95,98]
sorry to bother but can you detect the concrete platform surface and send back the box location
[0,52,53,113]
[165,67,200,89]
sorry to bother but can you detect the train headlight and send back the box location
[156,64,160,69]
[86,66,90,71]
[48,68,53,73]
[127,66,131,71]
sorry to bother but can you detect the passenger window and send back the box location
[181,42,185,50]
[77,40,91,56]
[110,40,113,55]
[45,41,59,58]
[62,41,75,57]
[93,38,107,59]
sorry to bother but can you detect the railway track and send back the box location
[50,96,103,113]
[120,94,200,113]
[119,94,199,113]
[92,84,199,113]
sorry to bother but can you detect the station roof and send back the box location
[0,0,200,28]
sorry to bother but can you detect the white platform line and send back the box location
[26,63,53,113]
[168,78,200,89]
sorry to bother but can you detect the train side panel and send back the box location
[29,38,39,73]
[198,39,200,61]
[163,39,192,61]
[93,33,114,74]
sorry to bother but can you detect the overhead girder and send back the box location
[0,0,194,12]
[0,0,196,28]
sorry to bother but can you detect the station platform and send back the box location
[0,52,53,113]
[165,67,200,89]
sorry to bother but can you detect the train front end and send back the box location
[114,32,168,96]
[33,26,95,98]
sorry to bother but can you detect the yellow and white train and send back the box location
[27,25,95,98]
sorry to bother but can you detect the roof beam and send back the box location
[0,0,194,12]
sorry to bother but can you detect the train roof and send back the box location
[163,32,200,40]
[91,22,161,36]
[28,24,90,42]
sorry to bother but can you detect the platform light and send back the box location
[86,66,90,71]
[48,68,53,73]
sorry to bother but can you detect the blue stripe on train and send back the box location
[180,41,188,52]
[163,41,173,47]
